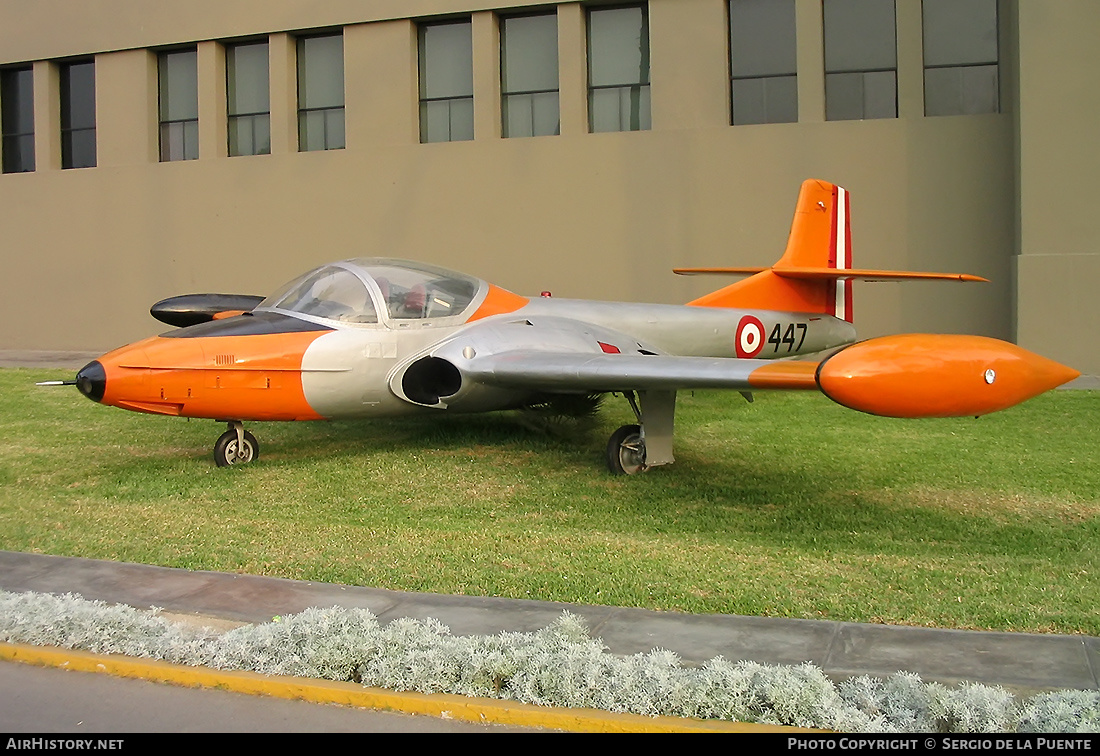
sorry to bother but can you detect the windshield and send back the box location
[258,265,378,323]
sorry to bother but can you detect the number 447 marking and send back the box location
[768,323,807,353]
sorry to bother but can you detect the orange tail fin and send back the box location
[677,179,985,323]
[680,179,855,321]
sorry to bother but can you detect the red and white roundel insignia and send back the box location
[735,315,765,358]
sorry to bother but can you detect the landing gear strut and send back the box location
[213,421,259,467]
[605,390,677,475]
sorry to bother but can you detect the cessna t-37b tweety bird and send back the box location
[51,179,1079,472]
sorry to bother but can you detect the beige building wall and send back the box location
[1014,0,1100,375]
[0,0,1037,368]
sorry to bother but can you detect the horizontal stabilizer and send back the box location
[675,266,988,283]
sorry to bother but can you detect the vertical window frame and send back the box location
[158,48,199,162]
[418,18,475,144]
[226,39,271,157]
[586,3,651,134]
[60,58,97,169]
[297,32,346,152]
[1,66,35,173]
[500,11,560,139]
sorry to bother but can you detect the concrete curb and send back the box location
[0,642,808,733]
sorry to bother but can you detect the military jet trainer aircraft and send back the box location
[54,179,1079,472]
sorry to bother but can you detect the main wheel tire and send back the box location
[213,429,259,467]
[607,424,646,475]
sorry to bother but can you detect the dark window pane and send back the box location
[62,128,96,169]
[1,67,35,172]
[419,21,473,100]
[1,68,34,132]
[729,0,797,78]
[823,0,896,121]
[61,61,96,168]
[501,13,559,138]
[826,70,897,121]
[159,50,198,161]
[228,113,270,157]
[923,0,998,116]
[2,134,34,173]
[732,75,797,125]
[226,42,270,157]
[923,0,998,68]
[824,0,897,72]
[60,61,96,130]
[418,20,474,143]
[227,42,270,116]
[588,5,649,88]
[298,35,344,111]
[419,97,474,143]
[501,14,558,94]
[299,107,345,151]
[587,5,650,132]
[298,35,345,152]
[159,120,198,162]
[925,64,998,116]
[158,50,198,122]
[503,91,560,138]
[589,84,651,133]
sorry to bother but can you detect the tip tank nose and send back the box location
[817,334,1080,418]
[75,360,107,403]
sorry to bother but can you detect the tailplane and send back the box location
[677,179,985,323]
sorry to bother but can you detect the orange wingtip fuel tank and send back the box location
[817,334,1080,418]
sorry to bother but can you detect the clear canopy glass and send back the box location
[257,259,482,325]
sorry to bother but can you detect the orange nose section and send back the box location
[817,334,1080,418]
[91,331,327,421]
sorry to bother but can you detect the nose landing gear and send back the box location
[213,421,259,466]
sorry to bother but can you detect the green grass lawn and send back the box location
[2,367,1097,635]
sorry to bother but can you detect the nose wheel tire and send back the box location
[214,428,259,467]
[607,424,647,475]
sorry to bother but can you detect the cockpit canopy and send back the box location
[256,258,484,325]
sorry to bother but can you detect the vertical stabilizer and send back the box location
[686,180,854,322]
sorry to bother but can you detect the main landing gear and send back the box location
[213,421,259,467]
[605,390,677,476]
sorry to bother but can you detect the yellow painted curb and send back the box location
[0,641,805,733]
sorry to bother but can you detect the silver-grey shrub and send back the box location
[1,589,1096,733]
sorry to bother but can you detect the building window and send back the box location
[729,0,797,125]
[823,0,897,121]
[298,34,345,151]
[158,49,198,161]
[587,4,650,133]
[226,41,270,156]
[1,67,35,173]
[922,0,999,116]
[501,13,559,138]
[418,19,474,143]
[60,60,96,169]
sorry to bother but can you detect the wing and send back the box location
[463,350,819,393]
[390,315,1077,420]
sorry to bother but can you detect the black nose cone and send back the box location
[75,361,106,403]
